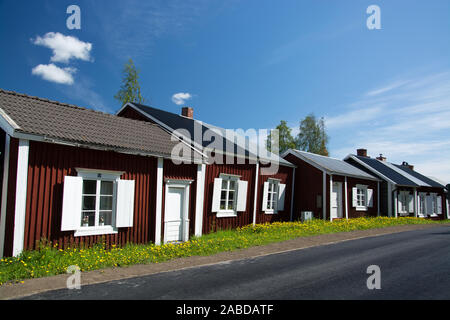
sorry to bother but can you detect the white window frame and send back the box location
[74,169,123,237]
[217,174,239,218]
[355,184,368,211]
[265,179,280,214]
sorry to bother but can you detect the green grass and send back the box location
[0,217,448,285]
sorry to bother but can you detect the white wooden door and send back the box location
[331,182,343,219]
[165,187,184,242]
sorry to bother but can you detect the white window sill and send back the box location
[264,210,278,215]
[355,206,368,211]
[74,226,118,237]
[216,211,237,218]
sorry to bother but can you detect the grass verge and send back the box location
[0,217,448,285]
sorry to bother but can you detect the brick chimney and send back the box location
[181,107,193,119]
[376,154,386,161]
[356,148,368,157]
[402,161,414,170]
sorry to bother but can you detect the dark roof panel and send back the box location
[129,103,293,166]
[393,164,445,188]
[354,155,419,186]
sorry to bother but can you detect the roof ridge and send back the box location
[0,88,164,129]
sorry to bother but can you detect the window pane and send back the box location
[100,196,113,210]
[83,180,97,195]
[268,183,273,192]
[220,200,226,210]
[99,211,112,226]
[227,201,234,210]
[101,181,113,195]
[228,190,235,201]
[222,180,228,190]
[81,212,95,227]
[220,190,227,201]
[82,196,96,210]
[229,180,236,190]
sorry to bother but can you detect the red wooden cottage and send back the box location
[345,149,448,219]
[0,89,206,257]
[282,149,380,220]
[116,102,296,235]
[0,89,295,257]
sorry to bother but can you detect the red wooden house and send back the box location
[0,89,295,257]
[116,102,296,235]
[282,149,380,220]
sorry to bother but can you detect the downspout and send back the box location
[322,171,327,220]
[392,187,398,218]
[377,181,380,217]
[344,176,349,220]
[289,167,295,222]
[329,174,333,221]
[252,162,259,226]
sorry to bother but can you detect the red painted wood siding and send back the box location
[22,140,158,251]
[284,153,324,220]
[256,164,294,224]
[202,162,257,233]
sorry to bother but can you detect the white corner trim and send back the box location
[252,162,259,226]
[344,176,349,220]
[155,157,164,245]
[329,175,333,221]
[0,134,10,257]
[12,139,29,256]
[194,164,206,237]
[290,167,295,221]
[322,171,327,220]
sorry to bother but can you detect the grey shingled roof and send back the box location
[290,149,378,180]
[0,89,201,161]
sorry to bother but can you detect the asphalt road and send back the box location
[23,225,450,300]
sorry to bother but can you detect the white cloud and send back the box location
[172,92,192,105]
[326,70,450,182]
[32,32,92,63]
[31,64,76,85]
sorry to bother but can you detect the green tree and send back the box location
[266,120,296,154]
[296,114,329,156]
[114,58,145,106]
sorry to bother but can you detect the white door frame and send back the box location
[331,181,343,219]
[163,179,193,243]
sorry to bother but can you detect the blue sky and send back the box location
[1,0,450,181]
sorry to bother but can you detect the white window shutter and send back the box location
[211,178,222,212]
[408,194,414,213]
[437,195,442,214]
[61,176,83,231]
[367,189,374,208]
[236,180,248,212]
[352,187,358,207]
[277,183,286,211]
[262,182,269,212]
[116,180,135,228]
